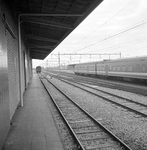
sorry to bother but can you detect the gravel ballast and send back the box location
[47,77,147,150]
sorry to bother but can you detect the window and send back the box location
[117,66,120,71]
[102,66,104,70]
[122,65,126,71]
[136,64,140,72]
[109,66,112,70]
[113,66,116,71]
[142,64,146,71]
[128,65,132,71]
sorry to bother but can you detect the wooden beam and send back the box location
[25,34,59,43]
[28,44,55,49]
[23,17,74,29]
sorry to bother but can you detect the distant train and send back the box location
[74,56,147,82]
[36,66,41,73]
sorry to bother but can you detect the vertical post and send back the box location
[18,15,23,107]
[58,52,60,74]
[46,59,49,68]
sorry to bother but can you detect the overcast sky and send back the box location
[33,0,147,67]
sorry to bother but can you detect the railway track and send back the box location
[74,77,147,96]
[39,75,132,150]
[43,73,147,118]
[44,71,147,96]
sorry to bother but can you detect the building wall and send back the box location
[0,14,10,149]
[0,2,32,149]
[7,29,20,119]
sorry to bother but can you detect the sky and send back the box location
[33,0,147,68]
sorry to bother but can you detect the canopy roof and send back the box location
[7,0,103,59]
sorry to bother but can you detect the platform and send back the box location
[2,73,64,150]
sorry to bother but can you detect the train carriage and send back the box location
[74,56,147,82]
[105,57,147,81]
[36,66,41,73]
[95,60,107,77]
[74,61,97,75]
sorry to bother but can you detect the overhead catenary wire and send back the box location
[48,0,137,59]
[47,34,147,66]
[74,0,136,46]
[90,36,147,53]
[73,20,147,53]
[48,37,147,64]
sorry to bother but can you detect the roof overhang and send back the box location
[6,0,103,59]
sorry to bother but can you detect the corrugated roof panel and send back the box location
[6,0,103,59]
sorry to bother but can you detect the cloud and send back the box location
[45,0,147,63]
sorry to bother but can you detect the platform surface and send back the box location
[2,73,64,150]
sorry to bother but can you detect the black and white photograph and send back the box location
[0,0,147,150]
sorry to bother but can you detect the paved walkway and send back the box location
[2,73,64,150]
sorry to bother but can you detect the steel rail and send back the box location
[43,71,147,96]
[50,75,147,118]
[51,71,147,96]
[41,75,132,150]
[73,76,147,96]
[39,77,85,150]
[70,79,147,108]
